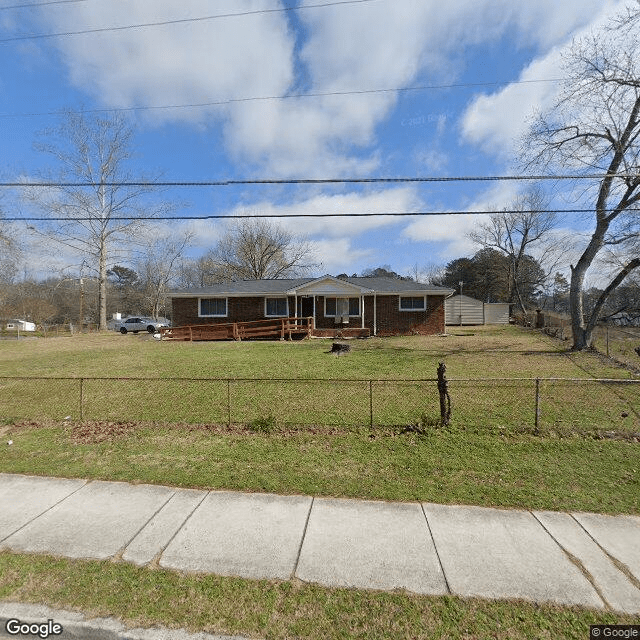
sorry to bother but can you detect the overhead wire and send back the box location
[0,78,564,118]
[0,173,636,187]
[0,0,87,9]
[7,208,639,222]
[0,0,380,43]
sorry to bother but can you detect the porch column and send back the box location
[361,294,364,329]
[294,293,298,318]
[373,293,377,335]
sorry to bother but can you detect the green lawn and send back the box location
[1,326,639,639]
[1,325,639,514]
[0,552,634,640]
[3,420,638,513]
[1,326,638,432]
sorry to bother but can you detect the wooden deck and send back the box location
[160,317,315,341]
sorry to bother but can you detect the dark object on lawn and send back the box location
[331,342,351,355]
[635,346,640,357]
[437,360,451,427]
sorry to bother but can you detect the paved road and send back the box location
[1,473,639,623]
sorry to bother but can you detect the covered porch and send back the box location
[288,275,377,336]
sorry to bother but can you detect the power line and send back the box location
[1,173,636,187]
[8,208,640,221]
[0,0,87,10]
[0,0,380,43]
[0,78,564,119]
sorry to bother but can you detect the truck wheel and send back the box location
[147,325,155,333]
[120,327,127,334]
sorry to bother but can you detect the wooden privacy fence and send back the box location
[161,316,315,341]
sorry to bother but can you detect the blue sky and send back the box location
[0,0,631,281]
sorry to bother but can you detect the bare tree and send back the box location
[523,17,640,349]
[25,112,166,330]
[611,0,640,30]
[0,207,21,286]
[406,262,445,284]
[136,229,193,319]
[206,218,317,280]
[469,186,564,314]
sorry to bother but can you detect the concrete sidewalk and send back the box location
[1,473,639,616]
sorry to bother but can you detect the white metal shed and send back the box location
[483,303,510,325]
[445,296,510,325]
[445,295,484,325]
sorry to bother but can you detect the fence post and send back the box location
[79,378,84,421]
[606,325,609,357]
[369,380,373,428]
[437,362,451,426]
[227,379,231,427]
[534,378,540,434]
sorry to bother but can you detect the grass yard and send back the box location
[0,552,635,640]
[1,325,639,639]
[1,325,638,513]
[1,325,638,432]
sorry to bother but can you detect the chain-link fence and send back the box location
[511,313,640,371]
[0,323,100,339]
[1,375,638,433]
[592,325,640,370]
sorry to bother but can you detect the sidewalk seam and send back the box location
[112,489,178,561]
[0,479,88,545]
[530,511,611,610]
[420,503,451,595]
[153,490,210,568]
[570,514,640,591]
[292,496,314,579]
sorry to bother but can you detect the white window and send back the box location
[325,297,360,316]
[399,296,426,311]
[199,298,227,317]
[265,297,288,317]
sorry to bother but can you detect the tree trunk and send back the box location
[569,218,608,350]
[98,234,107,331]
[569,264,588,349]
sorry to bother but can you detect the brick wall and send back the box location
[172,296,296,326]
[369,295,445,336]
[172,294,446,335]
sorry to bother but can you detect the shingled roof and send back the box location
[170,275,453,297]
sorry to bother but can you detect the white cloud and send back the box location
[401,180,524,259]
[460,0,629,156]
[230,187,420,238]
[29,0,625,178]
[309,237,374,273]
[168,188,419,271]
[402,214,478,259]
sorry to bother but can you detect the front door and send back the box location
[299,296,314,318]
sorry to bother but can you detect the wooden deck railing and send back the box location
[160,316,315,341]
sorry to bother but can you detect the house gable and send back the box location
[287,274,372,296]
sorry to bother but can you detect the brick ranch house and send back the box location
[169,275,454,337]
